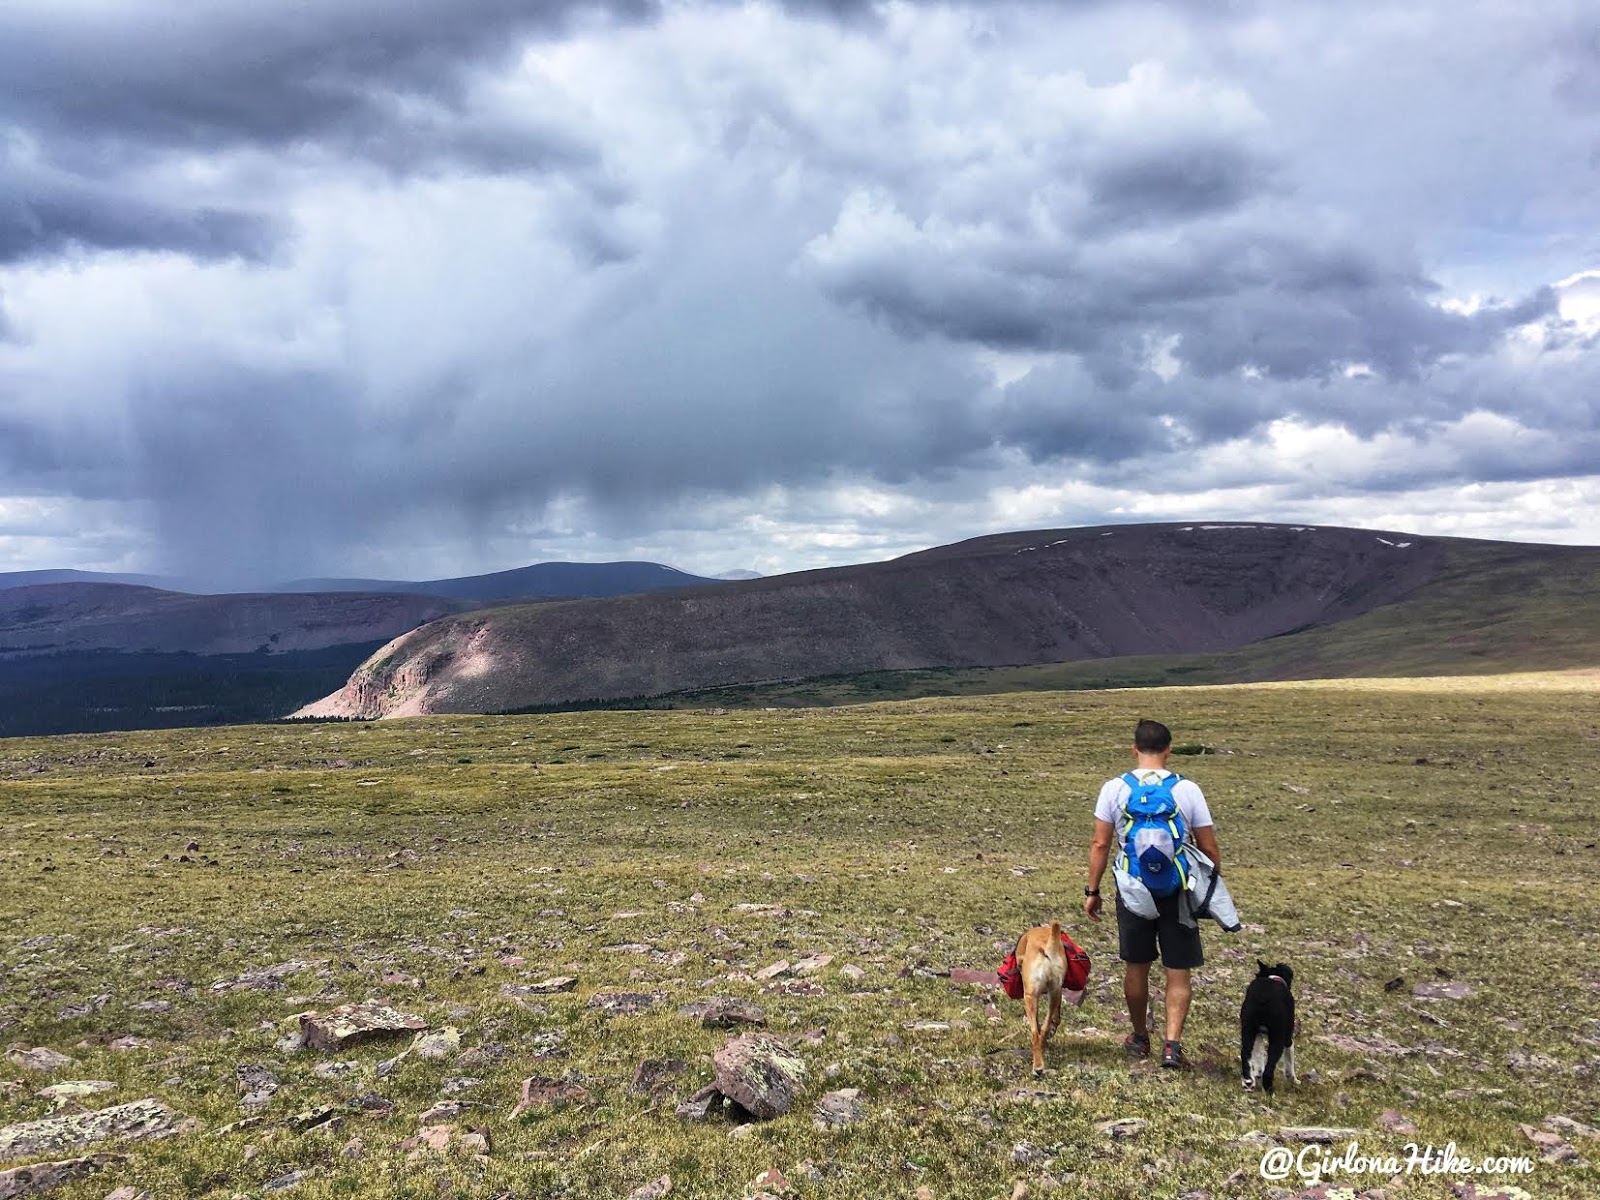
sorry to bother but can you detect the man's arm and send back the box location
[1085,817,1115,921]
[1192,823,1221,871]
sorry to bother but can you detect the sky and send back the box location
[1,0,1597,585]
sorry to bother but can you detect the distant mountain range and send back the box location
[0,559,722,736]
[266,561,719,602]
[0,560,722,600]
[0,568,180,591]
[300,522,1600,721]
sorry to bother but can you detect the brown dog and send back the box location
[1017,921,1068,1076]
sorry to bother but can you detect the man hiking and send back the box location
[1084,719,1222,1069]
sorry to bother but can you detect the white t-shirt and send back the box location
[1095,768,1213,831]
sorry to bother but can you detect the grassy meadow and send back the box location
[2,680,1597,1198]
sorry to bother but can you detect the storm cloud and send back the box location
[0,0,1596,582]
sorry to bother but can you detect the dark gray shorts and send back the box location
[1116,891,1204,970]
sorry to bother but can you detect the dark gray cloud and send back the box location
[0,146,277,263]
[0,1,651,153]
[0,0,1596,580]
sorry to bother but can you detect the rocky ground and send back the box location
[0,683,1596,1198]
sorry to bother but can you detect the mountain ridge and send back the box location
[298,521,1532,720]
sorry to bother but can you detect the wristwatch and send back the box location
[1084,886,1100,897]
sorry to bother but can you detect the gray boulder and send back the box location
[711,1034,807,1120]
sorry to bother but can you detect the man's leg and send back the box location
[1164,967,1192,1042]
[1124,962,1151,1037]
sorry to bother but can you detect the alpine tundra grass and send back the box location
[1,680,1596,1198]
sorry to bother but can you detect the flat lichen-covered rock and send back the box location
[0,1153,123,1199]
[299,1002,427,1052]
[0,1099,185,1162]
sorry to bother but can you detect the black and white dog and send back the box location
[1240,960,1296,1094]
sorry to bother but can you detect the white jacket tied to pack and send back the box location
[1113,845,1240,931]
[1110,769,1241,932]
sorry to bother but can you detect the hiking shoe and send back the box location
[1161,1040,1188,1069]
[1123,1033,1151,1060]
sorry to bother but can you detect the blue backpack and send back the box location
[1117,771,1189,898]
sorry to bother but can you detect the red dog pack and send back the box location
[997,930,1091,999]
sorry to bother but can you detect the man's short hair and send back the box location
[1134,719,1172,753]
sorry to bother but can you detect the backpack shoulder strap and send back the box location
[1120,772,1140,789]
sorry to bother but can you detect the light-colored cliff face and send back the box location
[292,620,498,719]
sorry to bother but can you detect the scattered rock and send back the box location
[1520,1124,1586,1164]
[345,1093,395,1116]
[286,1106,339,1132]
[1094,1117,1145,1140]
[1448,1185,1537,1200]
[340,1137,365,1161]
[525,976,578,994]
[0,1100,188,1161]
[56,996,111,1020]
[235,1064,279,1110]
[675,1084,724,1122]
[1412,981,1473,1000]
[1376,1109,1418,1135]
[1543,1114,1599,1139]
[748,1165,792,1198]
[712,1034,807,1120]
[1011,1141,1051,1166]
[510,1076,590,1118]
[35,1081,117,1109]
[587,992,661,1016]
[753,960,790,981]
[6,1048,75,1074]
[104,1188,152,1200]
[1316,1033,1413,1057]
[416,1101,471,1124]
[627,1176,671,1200]
[630,1058,688,1099]
[106,1037,148,1052]
[812,1088,864,1130]
[399,1125,454,1157]
[947,968,996,986]
[792,954,833,975]
[210,959,325,994]
[300,1002,427,1052]
[453,1044,507,1069]
[525,1031,567,1059]
[312,1061,358,1081]
[600,942,656,956]
[262,1170,307,1191]
[839,964,865,982]
[0,1154,123,1199]
[1504,1050,1562,1073]
[678,997,766,1029]
[410,1028,461,1061]
[1278,1126,1362,1144]
[998,1087,1061,1105]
